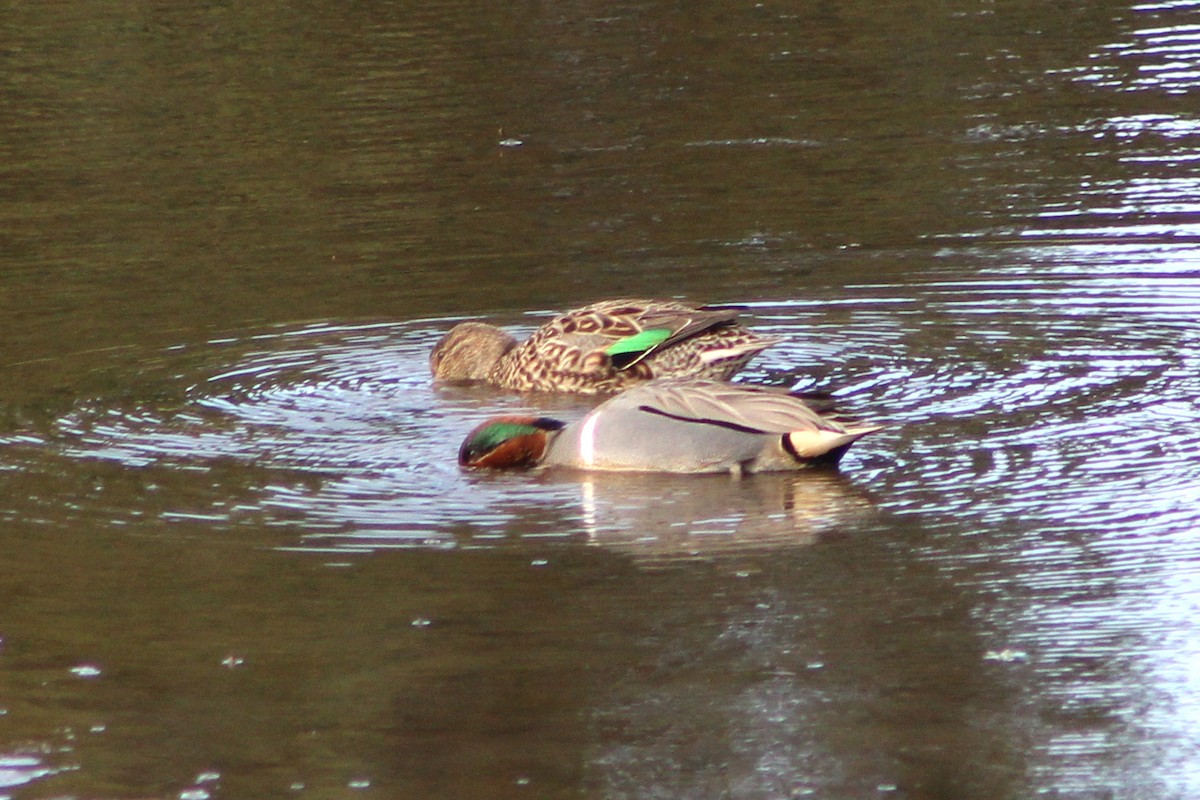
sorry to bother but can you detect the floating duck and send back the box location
[430,299,778,394]
[459,379,880,474]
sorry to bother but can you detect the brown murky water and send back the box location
[4,0,1200,797]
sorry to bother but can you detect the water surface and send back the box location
[3,0,1200,797]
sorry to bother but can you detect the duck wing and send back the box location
[604,303,748,369]
[626,379,852,434]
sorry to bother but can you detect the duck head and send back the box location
[459,415,566,468]
[430,322,518,382]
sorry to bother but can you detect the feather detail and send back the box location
[605,328,674,369]
[632,380,834,434]
[698,340,782,364]
[784,425,883,460]
[437,299,778,394]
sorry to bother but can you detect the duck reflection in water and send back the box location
[568,469,879,561]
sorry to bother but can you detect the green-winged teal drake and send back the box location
[458,379,881,474]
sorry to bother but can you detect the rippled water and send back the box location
[1,311,878,555]
[6,246,1200,795]
[7,0,1200,796]
[14,244,1200,554]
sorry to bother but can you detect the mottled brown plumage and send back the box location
[430,299,778,394]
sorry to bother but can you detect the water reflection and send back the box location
[981,1,1200,246]
[1074,5,1200,94]
[570,470,877,562]
[0,754,60,793]
[578,521,1028,799]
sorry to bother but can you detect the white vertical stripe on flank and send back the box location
[579,412,599,467]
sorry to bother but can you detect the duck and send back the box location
[458,379,881,474]
[429,299,778,394]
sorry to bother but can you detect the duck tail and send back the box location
[783,425,883,465]
[696,334,783,365]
